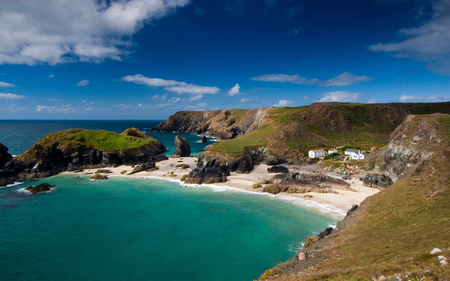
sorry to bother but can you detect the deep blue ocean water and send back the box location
[0,120,214,156]
[0,120,338,281]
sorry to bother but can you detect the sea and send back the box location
[0,120,339,281]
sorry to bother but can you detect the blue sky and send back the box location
[0,0,449,119]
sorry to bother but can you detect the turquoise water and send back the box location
[0,175,336,281]
[0,120,214,156]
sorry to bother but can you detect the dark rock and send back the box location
[317,227,333,239]
[175,164,190,169]
[0,170,19,187]
[346,204,358,216]
[363,174,393,188]
[173,135,191,157]
[128,161,157,175]
[0,143,13,168]
[267,165,289,173]
[90,174,108,180]
[197,151,253,174]
[266,156,287,165]
[184,166,228,184]
[95,169,113,174]
[25,183,53,194]
[342,174,351,180]
[198,136,207,143]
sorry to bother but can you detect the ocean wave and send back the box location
[4,182,25,188]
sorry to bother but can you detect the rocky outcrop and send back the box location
[183,166,228,184]
[380,114,446,178]
[2,128,168,181]
[128,161,157,175]
[25,183,53,194]
[199,136,207,143]
[0,143,13,168]
[262,172,352,194]
[362,173,393,188]
[267,165,289,173]
[151,108,269,139]
[173,136,191,157]
[90,174,108,180]
[197,151,255,174]
[121,127,152,139]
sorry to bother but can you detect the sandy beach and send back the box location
[64,156,379,217]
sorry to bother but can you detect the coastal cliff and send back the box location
[258,114,450,280]
[1,128,167,183]
[153,102,450,168]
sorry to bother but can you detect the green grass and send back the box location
[28,129,153,153]
[437,115,450,138]
[211,125,271,156]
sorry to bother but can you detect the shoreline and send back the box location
[63,157,379,219]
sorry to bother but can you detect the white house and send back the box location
[328,148,338,154]
[348,150,368,160]
[308,150,326,159]
[344,149,360,156]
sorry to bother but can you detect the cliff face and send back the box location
[2,128,167,182]
[258,114,450,280]
[155,102,450,167]
[152,108,269,139]
[0,143,13,168]
[380,114,446,178]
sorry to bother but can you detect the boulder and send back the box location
[128,161,157,175]
[267,165,289,173]
[363,174,393,188]
[184,166,228,184]
[317,227,333,239]
[25,183,53,194]
[0,143,13,168]
[198,136,207,143]
[173,135,191,157]
[175,164,190,169]
[298,252,306,261]
[266,155,286,165]
[90,174,108,180]
[262,184,289,194]
[197,151,253,174]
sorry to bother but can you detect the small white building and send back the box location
[309,150,326,159]
[344,149,360,156]
[328,148,338,154]
[348,151,368,160]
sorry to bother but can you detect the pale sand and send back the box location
[64,157,379,217]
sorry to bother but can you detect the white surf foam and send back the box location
[16,187,57,195]
[4,182,25,188]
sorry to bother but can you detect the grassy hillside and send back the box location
[261,114,450,280]
[16,129,157,162]
[209,102,450,159]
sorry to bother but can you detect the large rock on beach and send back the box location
[128,161,157,175]
[25,183,53,194]
[173,135,191,157]
[183,166,228,184]
[362,174,393,188]
[267,165,289,173]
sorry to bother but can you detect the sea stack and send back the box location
[199,136,207,143]
[0,143,13,168]
[174,135,191,157]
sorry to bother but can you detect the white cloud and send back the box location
[0,81,17,87]
[274,100,293,107]
[0,93,25,99]
[252,74,318,85]
[151,95,160,100]
[399,94,450,102]
[189,94,203,101]
[369,0,450,75]
[36,104,75,113]
[122,74,220,97]
[0,0,190,65]
[48,74,54,78]
[319,72,373,86]
[76,79,89,87]
[227,83,241,96]
[169,97,181,103]
[185,102,207,111]
[44,98,63,102]
[318,91,362,102]
[251,72,372,86]
[240,98,258,103]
